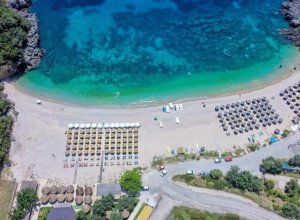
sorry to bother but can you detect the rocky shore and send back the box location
[281,0,300,47]
[6,0,43,71]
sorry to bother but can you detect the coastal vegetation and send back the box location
[0,84,14,170]
[9,188,37,220]
[168,206,241,220]
[0,0,30,66]
[173,166,300,219]
[261,156,283,174]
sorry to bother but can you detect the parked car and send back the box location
[158,165,165,171]
[225,156,233,162]
[186,170,195,175]
[141,186,149,191]
[214,158,221,163]
[160,169,167,177]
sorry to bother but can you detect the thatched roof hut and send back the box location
[42,186,50,195]
[57,194,66,203]
[122,209,130,219]
[58,186,66,194]
[76,186,84,196]
[84,195,92,205]
[85,187,93,196]
[66,193,74,203]
[50,186,58,194]
[66,185,74,193]
[82,204,91,214]
[40,195,49,205]
[75,196,83,205]
[49,194,57,204]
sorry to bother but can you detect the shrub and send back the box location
[119,169,142,194]
[284,179,298,197]
[212,179,227,190]
[282,203,300,219]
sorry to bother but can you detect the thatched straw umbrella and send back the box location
[49,194,57,204]
[58,186,66,194]
[42,186,50,195]
[85,187,93,196]
[76,186,84,196]
[84,195,92,205]
[66,193,74,203]
[122,209,130,219]
[57,194,66,203]
[40,195,49,204]
[75,196,83,205]
[66,185,74,194]
[82,204,91,214]
[50,186,58,194]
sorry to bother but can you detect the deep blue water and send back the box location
[17,0,300,106]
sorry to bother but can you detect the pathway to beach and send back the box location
[5,68,300,184]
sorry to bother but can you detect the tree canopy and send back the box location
[0,1,30,65]
[282,203,300,219]
[225,166,263,192]
[119,169,142,194]
[284,179,298,197]
[10,188,38,220]
[210,169,223,180]
[93,194,114,219]
[261,156,282,174]
[288,155,300,167]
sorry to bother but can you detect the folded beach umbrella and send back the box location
[68,123,74,129]
[74,123,80,129]
[97,123,103,129]
[80,124,86,129]
[125,122,130,127]
[130,122,135,127]
[120,123,125,128]
[104,123,109,128]
[135,122,141,127]
[110,123,115,128]
[115,123,120,128]
[86,123,91,128]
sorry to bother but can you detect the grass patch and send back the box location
[173,175,284,212]
[0,180,16,220]
[38,207,52,220]
[168,206,241,220]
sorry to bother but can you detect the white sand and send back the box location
[5,68,300,184]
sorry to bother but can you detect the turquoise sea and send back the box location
[17,0,300,107]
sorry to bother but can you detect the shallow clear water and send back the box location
[17,0,300,106]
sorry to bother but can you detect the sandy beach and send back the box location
[5,67,300,185]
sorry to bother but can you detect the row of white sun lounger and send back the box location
[67,122,141,129]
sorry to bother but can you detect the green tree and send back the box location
[261,156,282,174]
[9,208,23,220]
[110,212,122,220]
[119,169,142,194]
[16,188,37,212]
[225,166,263,192]
[284,179,298,197]
[210,169,223,179]
[115,195,138,212]
[264,179,275,191]
[93,194,114,218]
[282,203,300,219]
[76,210,90,220]
[288,155,300,167]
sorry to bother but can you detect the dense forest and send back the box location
[0,84,14,170]
[0,0,30,65]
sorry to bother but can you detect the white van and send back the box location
[186,170,195,175]
[142,186,149,191]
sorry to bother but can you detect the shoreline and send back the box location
[11,56,300,110]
